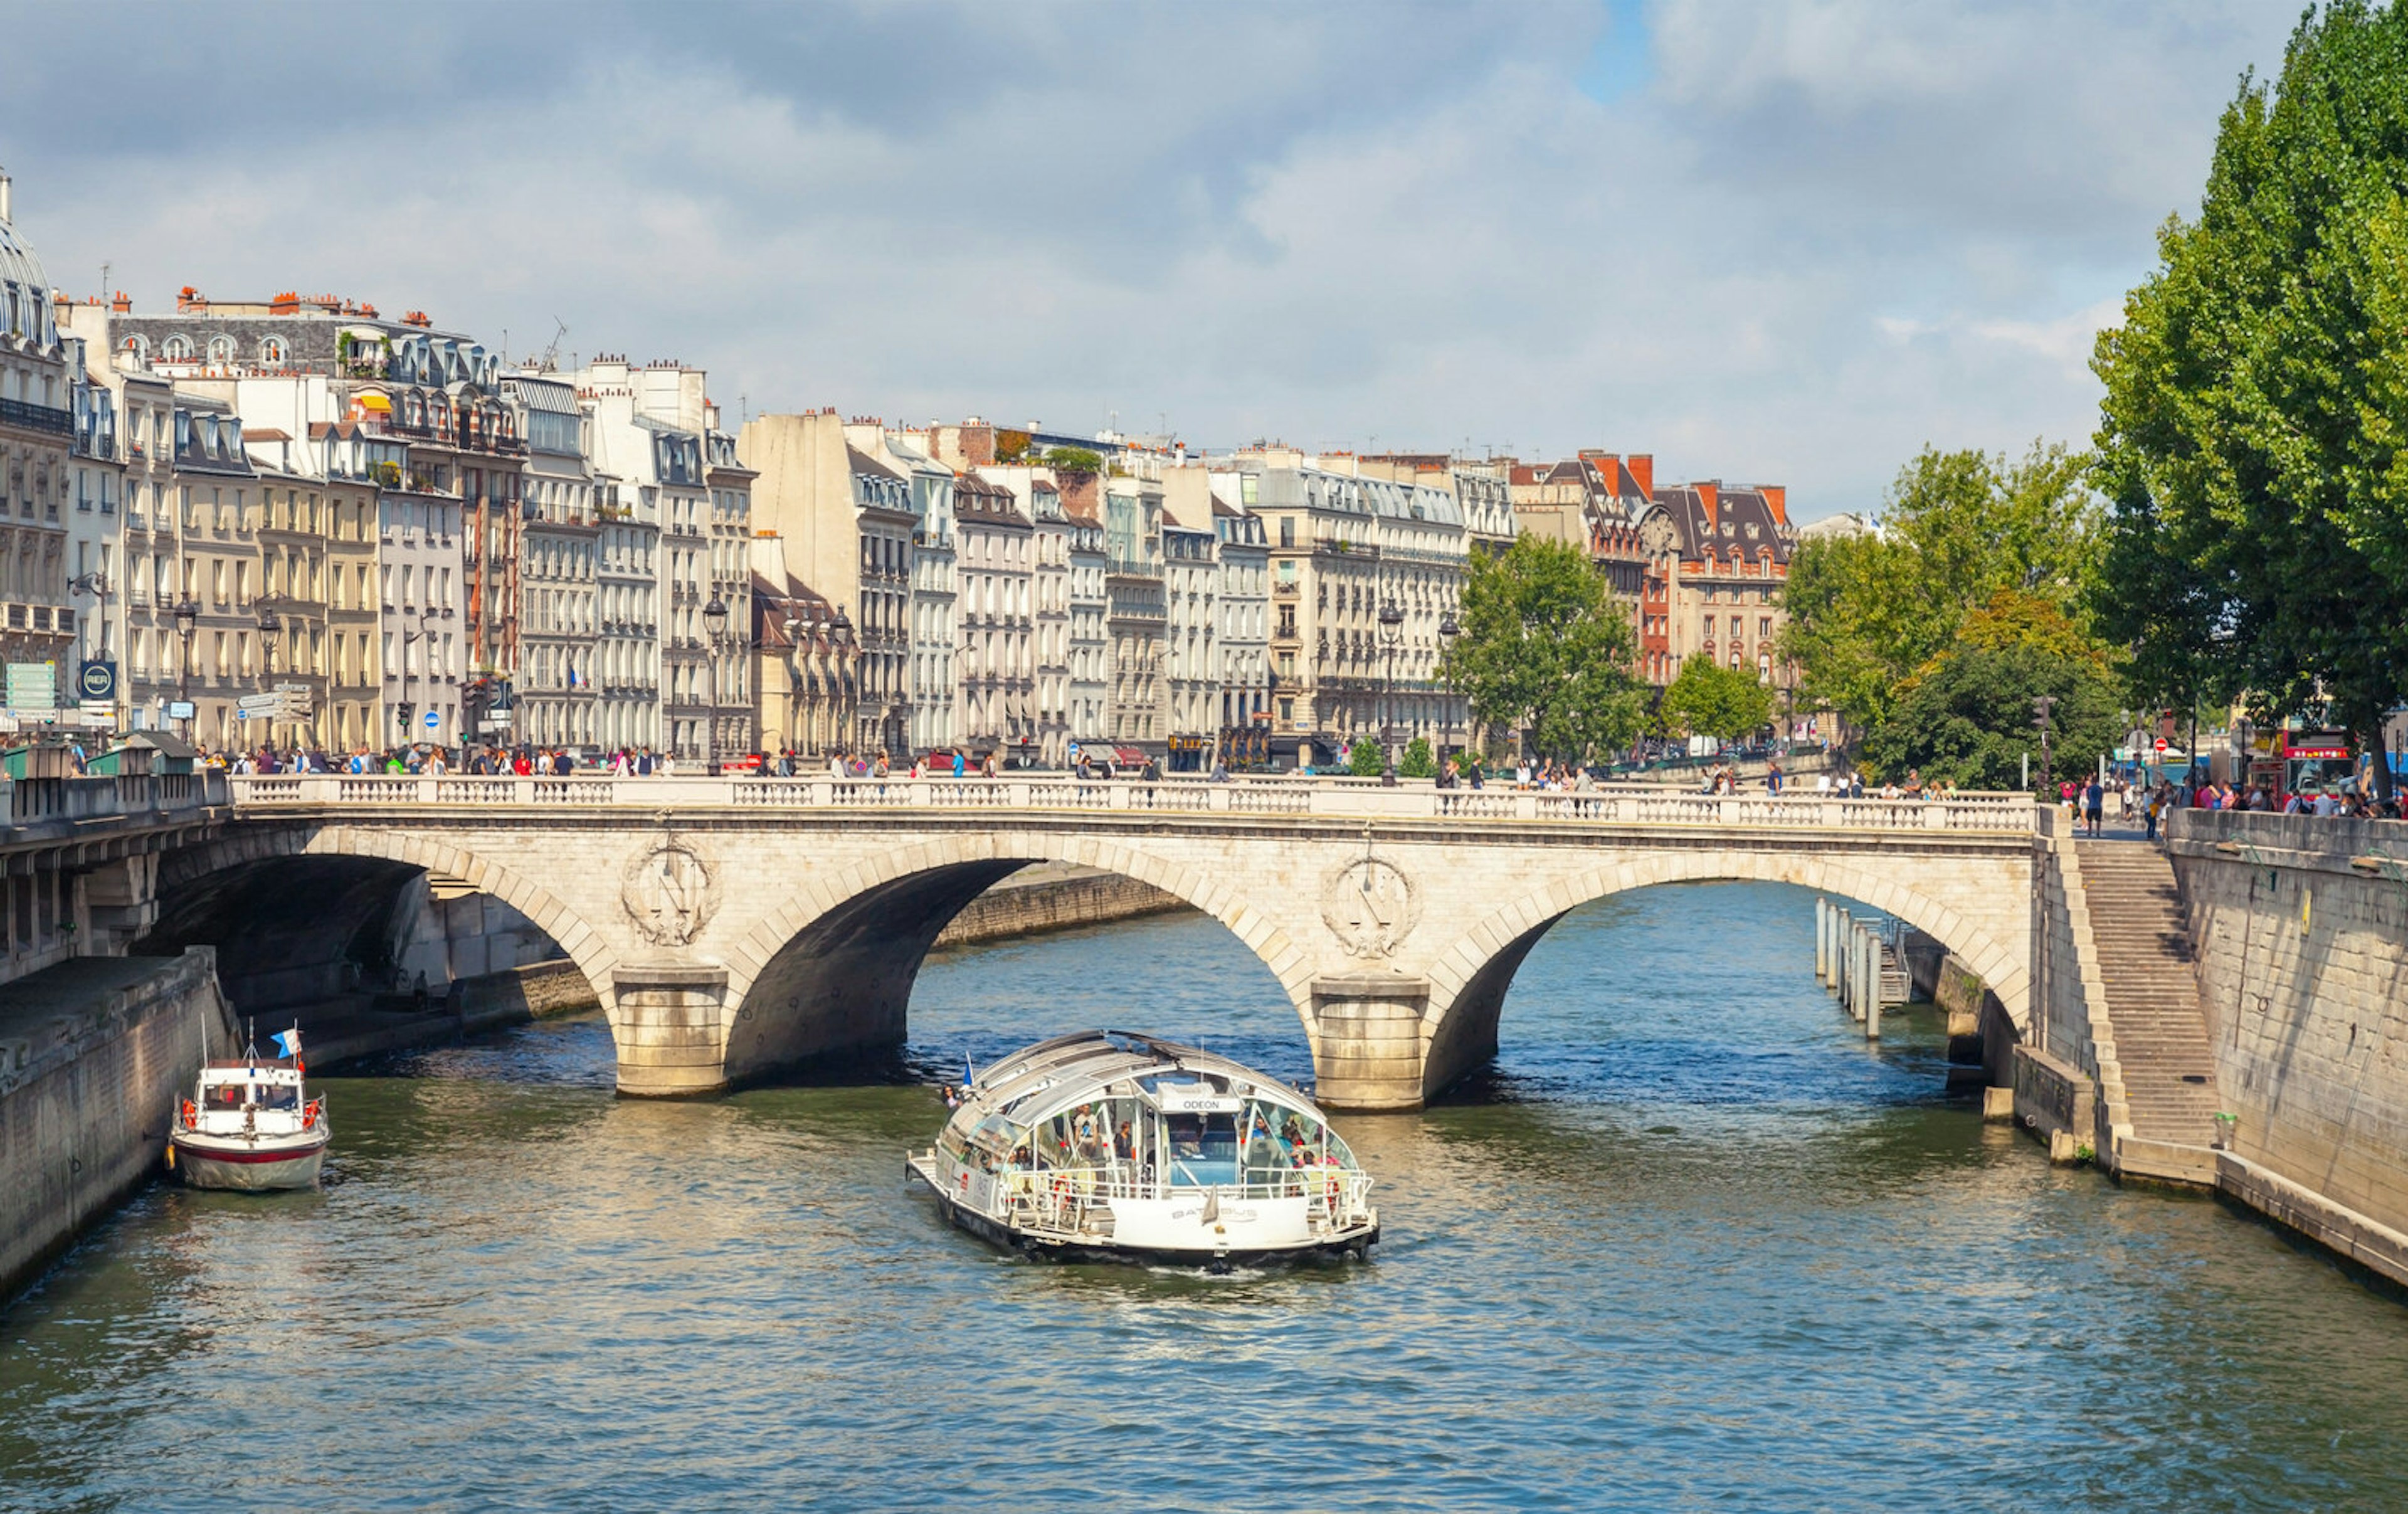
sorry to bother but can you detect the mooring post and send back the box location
[1864,928,1883,1041]
[1834,908,1852,1003]
[1815,897,1829,984]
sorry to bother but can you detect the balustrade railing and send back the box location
[224,772,2035,832]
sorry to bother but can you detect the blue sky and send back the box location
[0,1,2296,517]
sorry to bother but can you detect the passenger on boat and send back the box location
[206,1084,245,1111]
[1114,1121,1135,1162]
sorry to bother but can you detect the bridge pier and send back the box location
[1308,973,1432,1113]
[611,964,731,1097]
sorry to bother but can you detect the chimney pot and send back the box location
[0,167,11,223]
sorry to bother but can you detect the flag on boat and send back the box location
[272,1029,302,1059]
[961,1053,975,1091]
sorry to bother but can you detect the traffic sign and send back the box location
[238,693,282,712]
[78,660,115,702]
[2153,737,2168,753]
[423,709,440,730]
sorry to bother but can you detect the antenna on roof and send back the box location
[539,318,568,374]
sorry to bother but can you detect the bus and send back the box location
[2246,728,2354,803]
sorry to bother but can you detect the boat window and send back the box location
[204,1083,245,1111]
[1164,1112,1239,1187]
[258,1085,300,1110]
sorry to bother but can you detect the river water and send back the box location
[6,881,2408,1511]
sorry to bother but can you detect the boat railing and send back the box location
[998,1162,1374,1230]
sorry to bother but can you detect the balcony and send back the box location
[0,399,73,437]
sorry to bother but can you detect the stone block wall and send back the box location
[1,950,235,1302]
[2170,810,2408,1249]
[931,864,1187,946]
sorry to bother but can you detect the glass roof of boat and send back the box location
[951,1029,1321,1131]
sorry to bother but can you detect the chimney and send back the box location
[0,167,11,223]
[1627,454,1654,497]
[110,291,131,314]
[1761,485,1787,526]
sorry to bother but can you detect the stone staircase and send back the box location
[2073,839,2221,1178]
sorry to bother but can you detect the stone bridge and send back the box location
[177,775,2039,1110]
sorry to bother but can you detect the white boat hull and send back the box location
[910,1153,1377,1266]
[171,1131,330,1192]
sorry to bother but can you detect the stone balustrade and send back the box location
[227,773,2035,833]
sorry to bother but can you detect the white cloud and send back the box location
[0,0,2296,517]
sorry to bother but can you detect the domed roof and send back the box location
[0,206,53,339]
[0,216,46,296]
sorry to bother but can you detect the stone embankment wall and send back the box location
[932,862,1188,946]
[0,950,234,1303]
[2017,811,2107,1159]
[2169,810,2408,1283]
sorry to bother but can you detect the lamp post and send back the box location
[1437,610,1459,762]
[1377,598,1404,765]
[829,606,855,755]
[256,608,281,754]
[68,572,112,730]
[703,595,729,772]
[2033,693,2058,795]
[172,596,198,743]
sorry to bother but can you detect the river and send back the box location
[5,880,2407,1511]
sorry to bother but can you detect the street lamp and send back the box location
[1437,610,1460,762]
[2033,693,2058,795]
[703,595,729,771]
[1377,598,1405,763]
[256,609,281,754]
[833,604,862,751]
[172,596,198,742]
[68,572,113,731]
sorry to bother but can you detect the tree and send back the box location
[1864,640,2121,791]
[1346,737,1385,777]
[1657,657,1774,743]
[1439,536,1647,762]
[1397,735,1436,779]
[1781,441,2101,734]
[2091,3,2408,797]
[1041,446,1103,475]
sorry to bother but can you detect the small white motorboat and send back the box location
[907,1030,1378,1269]
[167,1027,330,1191]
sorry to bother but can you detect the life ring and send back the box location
[181,1099,196,1130]
[302,1102,317,1131]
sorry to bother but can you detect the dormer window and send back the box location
[1745,522,1760,540]
[260,337,286,365]
[162,335,193,361]
[206,336,234,364]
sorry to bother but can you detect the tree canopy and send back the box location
[1862,591,2121,789]
[2091,1,2408,793]
[1040,446,1104,475]
[1657,657,1774,743]
[1780,442,2102,735]
[1439,536,1647,762]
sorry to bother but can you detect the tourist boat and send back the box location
[167,1027,330,1191]
[907,1030,1378,1268]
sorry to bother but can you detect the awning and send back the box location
[1111,746,1151,766]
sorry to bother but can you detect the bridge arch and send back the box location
[1417,849,2029,1103]
[154,823,621,1020]
[718,828,1315,1086]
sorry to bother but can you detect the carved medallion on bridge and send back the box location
[1323,857,1420,958]
[622,839,720,946]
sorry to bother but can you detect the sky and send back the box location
[0,0,2298,519]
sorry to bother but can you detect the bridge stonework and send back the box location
[187,780,2037,1110]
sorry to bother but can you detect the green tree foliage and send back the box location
[1439,536,1647,761]
[2091,3,2408,796]
[1041,446,1104,475]
[1657,657,1774,741]
[1864,640,2121,791]
[1346,737,1386,777]
[1780,442,2101,733]
[1397,736,1436,779]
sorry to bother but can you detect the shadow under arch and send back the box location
[1418,851,2027,1103]
[721,833,1315,1086]
[154,824,620,1023]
